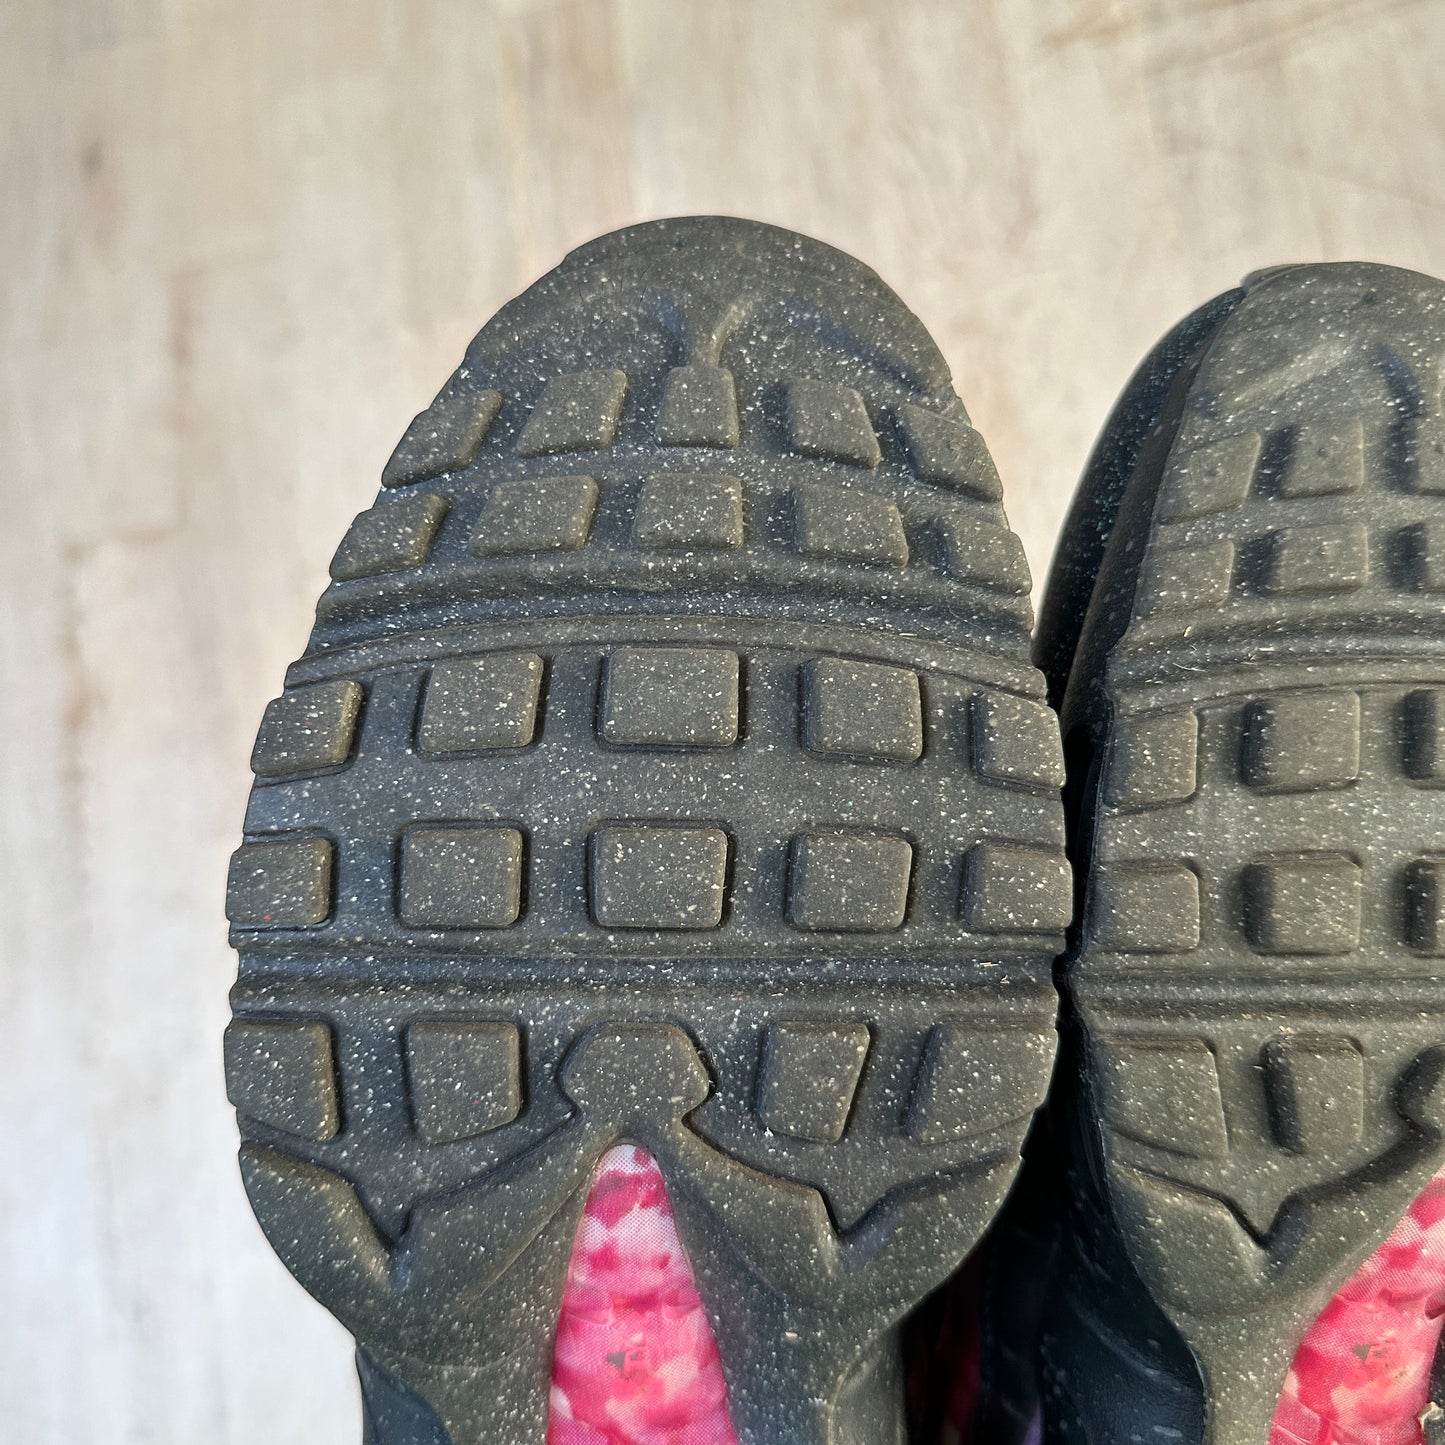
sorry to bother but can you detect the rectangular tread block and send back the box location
[757,1022,870,1142]
[785,379,881,468]
[787,832,912,932]
[1401,521,1445,592]
[792,483,908,565]
[1105,711,1198,808]
[418,654,543,754]
[634,474,744,550]
[972,692,1066,790]
[1159,433,1262,521]
[961,844,1072,934]
[600,647,740,748]
[1137,540,1235,616]
[1264,523,1369,594]
[1091,863,1200,954]
[1263,1036,1364,1154]
[1095,1038,1228,1160]
[1243,854,1362,955]
[1241,690,1360,793]
[656,364,740,448]
[517,369,627,456]
[936,511,1031,595]
[252,680,363,778]
[406,1021,522,1143]
[1412,419,1445,494]
[1404,858,1445,953]
[1403,689,1445,784]
[470,476,598,556]
[227,837,334,929]
[1281,419,1365,497]
[893,402,1002,500]
[590,824,729,929]
[381,389,502,488]
[907,1025,1053,1144]
[802,657,923,762]
[399,826,524,929]
[330,493,450,582]
[224,1019,341,1141]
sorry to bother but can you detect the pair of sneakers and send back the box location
[224,218,1445,1445]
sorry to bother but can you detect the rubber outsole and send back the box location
[224,217,1066,1445]
[1039,263,1445,1445]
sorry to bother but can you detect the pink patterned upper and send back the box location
[548,1144,741,1445]
[1271,1169,1445,1445]
[549,1154,1445,1445]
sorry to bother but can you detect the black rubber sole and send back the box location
[223,217,1066,1445]
[1038,263,1445,1445]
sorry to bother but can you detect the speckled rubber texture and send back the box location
[223,217,1066,1445]
[1038,262,1445,1445]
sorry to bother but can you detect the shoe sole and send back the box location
[223,217,1067,1445]
[1046,262,1445,1445]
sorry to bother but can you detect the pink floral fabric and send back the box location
[1271,1169,1445,1445]
[548,1144,741,1445]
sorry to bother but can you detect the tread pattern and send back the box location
[600,647,740,747]
[1103,710,1198,808]
[1096,1038,1229,1160]
[786,832,913,932]
[1404,688,1445,782]
[972,692,1067,789]
[226,836,333,928]
[406,1022,523,1143]
[785,379,882,468]
[757,1022,872,1142]
[1066,264,1445,1440]
[381,389,502,489]
[792,481,908,564]
[961,844,1073,934]
[1241,690,1360,792]
[893,401,1004,500]
[906,1025,1053,1144]
[633,473,744,548]
[1136,539,1235,616]
[1087,689,1445,967]
[251,679,363,778]
[317,458,1037,630]
[234,650,1065,952]
[399,826,525,929]
[331,493,451,581]
[417,653,543,754]
[1111,275,1445,670]
[516,370,628,457]
[470,475,598,556]
[313,287,1036,648]
[229,218,1063,1445]
[1281,420,1364,497]
[801,658,923,762]
[656,363,741,448]
[1158,432,1262,521]
[589,823,730,929]
[1405,859,1445,952]
[1242,854,1362,955]
[224,1020,341,1142]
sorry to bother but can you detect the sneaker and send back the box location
[1031,262,1445,1445]
[223,216,1068,1445]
